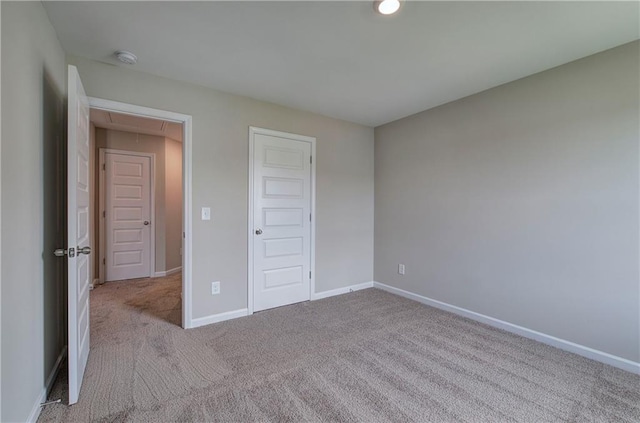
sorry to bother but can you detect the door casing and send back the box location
[247,126,316,315]
[88,97,194,328]
[99,149,156,282]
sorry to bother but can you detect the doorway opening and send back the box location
[87,99,193,330]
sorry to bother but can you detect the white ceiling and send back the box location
[90,109,183,142]
[44,1,639,127]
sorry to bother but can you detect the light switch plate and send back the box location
[398,264,405,275]
[201,207,211,220]
[211,281,220,295]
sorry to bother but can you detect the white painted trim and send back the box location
[98,149,105,284]
[190,309,249,328]
[26,389,46,423]
[247,127,316,315]
[89,97,193,329]
[310,138,317,302]
[373,282,640,375]
[0,6,3,418]
[45,346,67,394]
[25,344,67,423]
[88,97,189,124]
[311,281,374,301]
[100,149,156,280]
[182,116,193,329]
[154,266,182,278]
[247,130,255,315]
[192,281,376,329]
[167,266,182,275]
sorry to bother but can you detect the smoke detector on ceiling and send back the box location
[115,50,138,65]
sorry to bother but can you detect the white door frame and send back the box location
[88,97,194,329]
[99,149,156,282]
[247,126,316,315]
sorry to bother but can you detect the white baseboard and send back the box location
[190,308,248,329]
[26,345,67,423]
[26,388,46,423]
[45,346,67,392]
[311,281,374,300]
[188,281,376,328]
[90,278,100,290]
[373,282,640,375]
[154,266,182,278]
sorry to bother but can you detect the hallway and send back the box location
[92,274,183,331]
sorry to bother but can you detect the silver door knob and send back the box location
[144,221,150,225]
[255,228,263,235]
[77,246,92,255]
[54,248,75,257]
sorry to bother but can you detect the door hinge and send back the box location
[103,258,105,265]
[102,163,105,171]
[102,210,105,218]
[310,156,312,164]
[309,213,311,222]
[309,271,312,279]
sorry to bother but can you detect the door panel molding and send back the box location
[99,149,155,281]
[248,127,316,314]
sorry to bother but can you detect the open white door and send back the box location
[66,65,91,404]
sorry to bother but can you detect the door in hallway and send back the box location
[105,152,152,281]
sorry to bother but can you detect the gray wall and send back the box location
[69,55,375,320]
[375,41,640,362]
[1,2,67,421]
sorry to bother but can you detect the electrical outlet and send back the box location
[211,281,220,295]
[398,264,405,275]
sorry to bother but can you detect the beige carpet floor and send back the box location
[39,275,639,422]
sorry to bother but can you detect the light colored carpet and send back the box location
[39,275,639,422]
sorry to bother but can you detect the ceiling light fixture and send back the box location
[115,50,138,65]
[375,0,401,15]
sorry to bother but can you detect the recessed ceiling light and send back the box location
[375,0,401,15]
[115,50,138,65]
